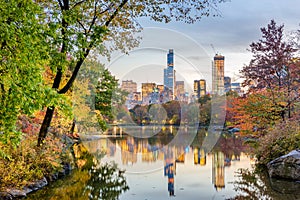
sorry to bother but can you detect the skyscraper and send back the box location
[212,54,225,96]
[164,49,175,99]
[193,79,206,99]
[199,79,206,97]
[194,80,200,99]
[224,76,231,93]
[141,82,156,104]
[142,83,156,99]
[175,81,184,99]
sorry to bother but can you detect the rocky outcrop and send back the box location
[267,150,300,181]
[0,177,47,199]
[0,163,72,199]
[269,177,300,194]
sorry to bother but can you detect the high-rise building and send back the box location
[121,80,137,93]
[142,82,156,102]
[193,79,206,99]
[164,49,175,99]
[194,80,200,99]
[224,76,231,93]
[175,81,184,98]
[199,79,206,97]
[212,54,225,96]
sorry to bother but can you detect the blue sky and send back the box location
[106,0,300,93]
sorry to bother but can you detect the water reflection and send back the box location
[27,143,129,200]
[26,126,299,199]
[228,168,300,200]
[82,126,251,198]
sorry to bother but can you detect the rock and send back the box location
[6,189,27,198]
[267,150,300,180]
[269,177,300,194]
[0,162,72,198]
[26,177,48,192]
[0,177,48,199]
[0,192,12,200]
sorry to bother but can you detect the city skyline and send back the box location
[103,0,299,91]
[120,50,242,104]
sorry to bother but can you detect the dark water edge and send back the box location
[227,167,300,200]
[25,160,300,200]
[24,130,300,200]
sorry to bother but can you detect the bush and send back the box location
[0,134,72,190]
[255,119,300,166]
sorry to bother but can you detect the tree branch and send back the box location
[105,0,128,27]
[77,19,87,36]
[71,0,86,9]
[87,1,99,34]
[58,0,129,94]
[57,0,63,10]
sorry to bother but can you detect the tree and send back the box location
[36,0,227,145]
[241,20,299,120]
[95,68,127,130]
[226,91,283,135]
[0,0,63,146]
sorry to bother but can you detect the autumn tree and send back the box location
[241,20,299,120]
[226,90,284,135]
[35,0,226,145]
[0,0,64,146]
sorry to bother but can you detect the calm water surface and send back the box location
[27,127,300,200]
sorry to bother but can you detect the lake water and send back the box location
[27,126,300,200]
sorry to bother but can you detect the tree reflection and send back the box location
[27,143,129,200]
[85,162,129,200]
[228,168,300,200]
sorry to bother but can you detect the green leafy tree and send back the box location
[0,0,63,146]
[95,68,127,130]
[72,58,103,134]
[35,0,226,145]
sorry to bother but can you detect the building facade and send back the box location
[164,49,175,99]
[121,80,137,94]
[193,79,206,99]
[199,79,206,97]
[175,81,184,100]
[212,54,225,96]
[141,83,156,104]
[224,76,231,93]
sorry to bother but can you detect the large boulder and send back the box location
[267,150,300,180]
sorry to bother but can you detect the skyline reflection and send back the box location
[82,126,251,197]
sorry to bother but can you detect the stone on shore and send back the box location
[267,150,300,181]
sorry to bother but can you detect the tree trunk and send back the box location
[38,106,55,146]
[69,118,76,137]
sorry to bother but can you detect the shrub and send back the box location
[0,134,72,190]
[255,119,300,166]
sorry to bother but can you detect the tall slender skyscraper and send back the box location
[212,54,225,95]
[164,49,175,99]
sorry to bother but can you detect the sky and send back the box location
[104,0,300,93]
